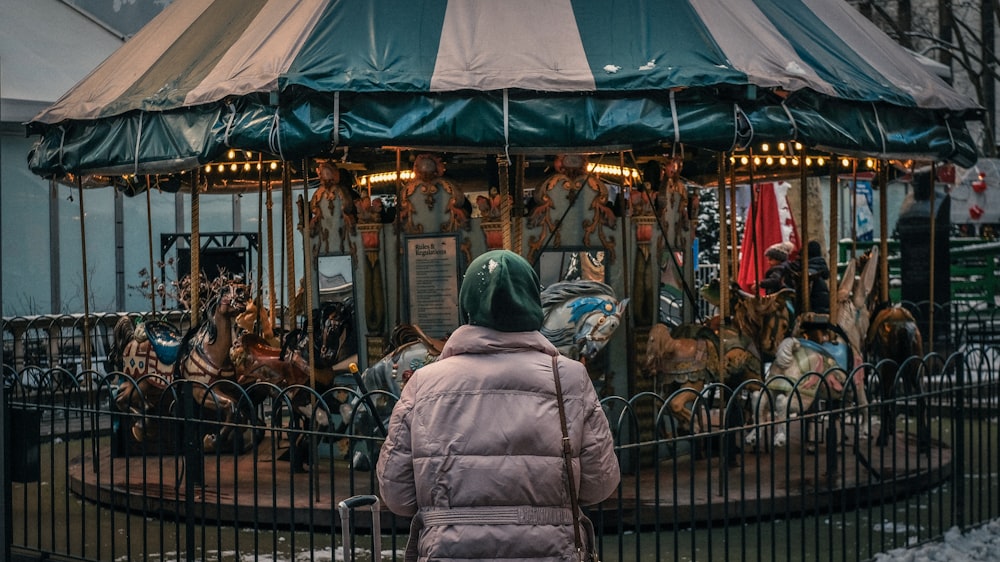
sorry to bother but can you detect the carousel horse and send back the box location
[746,335,866,449]
[113,282,249,450]
[277,298,360,389]
[747,311,870,449]
[643,322,762,436]
[347,279,628,469]
[832,246,925,445]
[701,278,794,362]
[867,301,925,446]
[226,298,359,470]
[833,246,881,355]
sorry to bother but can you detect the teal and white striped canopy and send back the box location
[27,0,983,176]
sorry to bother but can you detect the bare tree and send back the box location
[852,1,999,157]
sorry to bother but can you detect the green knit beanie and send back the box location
[459,250,544,332]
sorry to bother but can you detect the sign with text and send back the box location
[406,236,460,337]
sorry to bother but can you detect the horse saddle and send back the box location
[407,324,446,356]
[659,341,711,384]
[799,338,849,371]
[240,333,284,360]
[142,321,183,365]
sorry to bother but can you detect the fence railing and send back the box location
[5,340,998,562]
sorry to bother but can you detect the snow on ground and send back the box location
[875,518,1000,561]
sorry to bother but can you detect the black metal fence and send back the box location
[3,308,999,562]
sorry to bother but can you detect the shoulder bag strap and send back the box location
[552,355,586,561]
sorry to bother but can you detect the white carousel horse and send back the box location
[744,246,894,450]
[747,331,869,449]
[347,279,628,469]
[830,245,925,446]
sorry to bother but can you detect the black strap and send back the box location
[551,355,586,561]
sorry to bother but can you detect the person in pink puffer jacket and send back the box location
[377,250,620,562]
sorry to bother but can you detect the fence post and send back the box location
[181,382,202,562]
[953,354,966,530]
[1,367,9,562]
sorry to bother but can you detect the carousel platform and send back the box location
[67,424,950,533]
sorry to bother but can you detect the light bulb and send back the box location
[217,164,224,172]
[842,158,850,167]
[817,157,826,166]
[761,143,770,152]
[228,149,236,160]
[765,156,774,165]
[740,156,749,165]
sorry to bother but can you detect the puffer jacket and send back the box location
[376,325,620,562]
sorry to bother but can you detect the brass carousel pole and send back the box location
[191,169,201,325]
[266,166,277,334]
[498,155,512,251]
[928,162,936,352]
[395,149,404,317]
[77,176,98,473]
[729,155,738,280]
[829,156,839,324]
[850,159,859,258]
[300,158,319,496]
[619,151,634,393]
[283,163,296,330]
[256,155,265,333]
[748,149,760,289]
[799,144,811,314]
[878,160,890,304]
[513,154,526,252]
[717,152,730,341]
[145,176,157,314]
[75,177,93,370]
[300,159,316,389]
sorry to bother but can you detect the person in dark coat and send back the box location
[789,240,831,314]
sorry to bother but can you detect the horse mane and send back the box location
[771,338,799,370]
[108,316,135,372]
[540,280,616,310]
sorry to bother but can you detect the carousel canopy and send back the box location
[27,0,983,177]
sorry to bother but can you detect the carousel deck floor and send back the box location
[68,422,950,533]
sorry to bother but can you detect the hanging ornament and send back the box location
[936,164,956,184]
[969,204,985,220]
[972,172,987,194]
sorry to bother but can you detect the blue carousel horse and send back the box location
[347,279,628,469]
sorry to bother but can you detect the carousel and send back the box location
[23,0,982,532]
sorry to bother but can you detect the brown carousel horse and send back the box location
[112,281,250,451]
[700,278,795,362]
[227,298,359,470]
[643,322,763,436]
